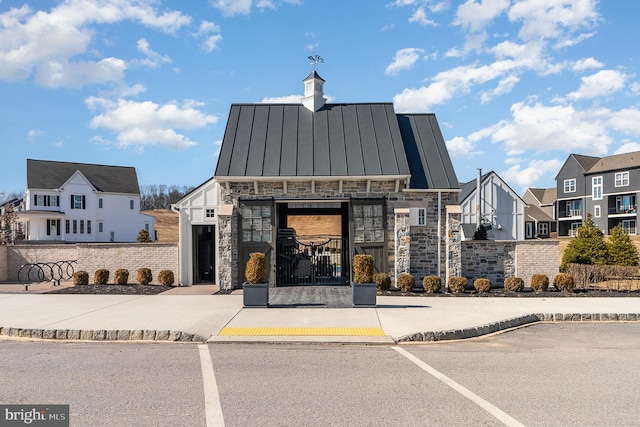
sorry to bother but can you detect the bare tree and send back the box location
[140,185,194,210]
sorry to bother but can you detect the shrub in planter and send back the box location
[553,273,575,292]
[136,268,153,285]
[504,277,524,292]
[114,269,129,285]
[397,273,415,292]
[422,275,442,293]
[158,270,175,286]
[373,272,391,291]
[353,254,375,284]
[530,274,549,292]
[94,269,109,285]
[447,276,467,293]
[73,270,89,286]
[473,278,491,293]
[245,253,267,284]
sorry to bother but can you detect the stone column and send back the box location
[216,204,234,290]
[394,208,411,285]
[445,205,462,286]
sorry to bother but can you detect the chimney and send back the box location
[302,71,326,112]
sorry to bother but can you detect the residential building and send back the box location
[458,170,527,240]
[556,151,640,236]
[523,188,557,239]
[14,159,155,243]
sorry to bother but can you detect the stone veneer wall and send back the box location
[5,243,178,282]
[218,180,457,289]
[515,240,559,286]
[0,245,7,281]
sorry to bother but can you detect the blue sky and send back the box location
[1,0,639,198]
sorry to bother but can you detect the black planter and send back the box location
[243,282,269,307]
[351,282,377,307]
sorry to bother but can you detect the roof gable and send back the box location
[27,159,141,194]
[458,171,525,205]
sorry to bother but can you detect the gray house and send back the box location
[212,71,459,289]
[556,151,640,236]
[523,188,556,239]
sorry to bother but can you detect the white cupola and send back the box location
[302,70,326,112]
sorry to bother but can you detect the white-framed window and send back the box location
[409,207,427,226]
[65,220,70,234]
[537,222,549,236]
[592,176,602,200]
[46,219,60,236]
[72,220,78,234]
[417,208,426,226]
[615,171,629,187]
[570,223,580,237]
[566,200,582,217]
[98,222,104,233]
[622,220,637,235]
[594,205,601,218]
[71,195,85,209]
[206,209,215,218]
[564,179,576,193]
[34,195,59,207]
[98,198,103,208]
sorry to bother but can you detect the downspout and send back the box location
[437,191,442,277]
[476,168,482,229]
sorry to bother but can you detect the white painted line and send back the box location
[392,346,526,427]
[198,344,225,427]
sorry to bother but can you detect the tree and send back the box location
[607,224,639,266]
[136,229,152,243]
[561,213,610,270]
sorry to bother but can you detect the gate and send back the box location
[276,228,349,286]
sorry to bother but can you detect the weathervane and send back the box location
[308,54,324,69]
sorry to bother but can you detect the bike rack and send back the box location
[17,260,78,291]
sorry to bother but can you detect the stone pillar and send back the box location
[394,208,411,285]
[445,205,462,286]
[216,204,234,290]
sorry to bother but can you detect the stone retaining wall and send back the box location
[4,243,178,283]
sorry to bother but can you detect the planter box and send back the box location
[243,282,269,307]
[351,282,377,307]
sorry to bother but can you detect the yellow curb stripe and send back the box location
[218,327,385,336]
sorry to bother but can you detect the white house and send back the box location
[14,159,155,243]
[458,170,526,240]
[171,177,221,286]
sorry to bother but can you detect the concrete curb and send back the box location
[0,327,207,343]
[395,312,640,343]
[2,312,639,344]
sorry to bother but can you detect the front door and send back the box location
[193,225,215,283]
[351,199,386,276]
[238,200,274,285]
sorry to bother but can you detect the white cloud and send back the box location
[614,141,640,155]
[0,0,190,87]
[501,158,564,190]
[455,0,510,32]
[27,129,43,142]
[260,94,302,103]
[53,141,64,148]
[571,57,603,72]
[132,38,171,69]
[210,0,299,16]
[480,74,519,103]
[409,7,436,26]
[196,20,223,52]
[385,48,425,75]
[85,97,218,150]
[566,69,629,100]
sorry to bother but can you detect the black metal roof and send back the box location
[27,159,141,194]
[215,103,459,190]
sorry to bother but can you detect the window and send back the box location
[71,195,85,209]
[46,219,60,236]
[566,200,582,217]
[615,171,629,187]
[34,195,59,207]
[87,220,91,234]
[98,222,103,233]
[145,223,149,233]
[73,220,77,234]
[570,223,580,237]
[592,176,602,200]
[206,209,215,218]
[353,203,384,243]
[80,220,84,234]
[130,200,134,210]
[564,179,576,193]
[98,198,103,208]
[417,208,426,226]
[537,223,549,236]
[616,195,636,213]
[65,220,70,234]
[622,220,637,235]
[594,205,601,218]
[241,205,272,242]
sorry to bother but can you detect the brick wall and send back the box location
[5,243,178,283]
[515,240,559,286]
[0,245,7,281]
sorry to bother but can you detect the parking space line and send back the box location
[198,344,225,427]
[392,347,526,427]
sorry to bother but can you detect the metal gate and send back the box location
[276,228,349,286]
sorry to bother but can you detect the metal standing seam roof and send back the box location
[215,103,459,190]
[26,159,141,194]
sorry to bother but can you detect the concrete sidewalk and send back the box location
[1,290,639,344]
